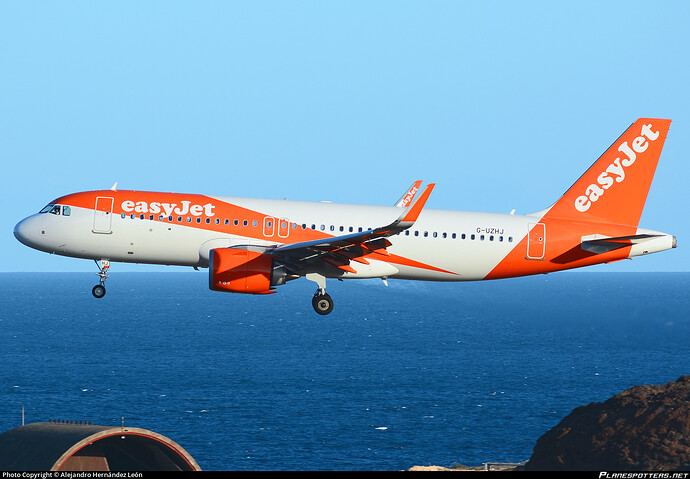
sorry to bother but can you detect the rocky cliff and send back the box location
[523,376,690,471]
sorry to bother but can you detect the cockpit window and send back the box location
[39,204,71,216]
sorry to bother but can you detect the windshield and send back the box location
[39,204,71,216]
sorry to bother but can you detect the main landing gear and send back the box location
[306,273,334,315]
[92,259,110,298]
[312,291,334,315]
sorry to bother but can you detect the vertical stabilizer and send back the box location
[546,118,671,227]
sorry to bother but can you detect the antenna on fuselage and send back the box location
[110,182,118,192]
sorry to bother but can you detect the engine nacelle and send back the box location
[209,247,290,295]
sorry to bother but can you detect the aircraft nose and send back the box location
[14,215,42,249]
[14,217,30,245]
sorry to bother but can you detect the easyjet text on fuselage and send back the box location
[121,200,216,217]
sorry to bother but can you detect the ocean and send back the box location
[0,272,688,471]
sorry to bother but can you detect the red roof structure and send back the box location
[0,421,201,471]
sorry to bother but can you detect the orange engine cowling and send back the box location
[209,247,285,295]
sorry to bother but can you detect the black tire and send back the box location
[312,293,334,315]
[92,284,106,299]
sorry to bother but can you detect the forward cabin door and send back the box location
[93,196,114,234]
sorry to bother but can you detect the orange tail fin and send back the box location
[545,118,671,227]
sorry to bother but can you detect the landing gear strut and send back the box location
[92,259,110,298]
[306,273,334,315]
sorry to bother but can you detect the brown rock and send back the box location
[523,376,690,471]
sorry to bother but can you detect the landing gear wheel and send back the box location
[92,284,106,299]
[312,292,334,315]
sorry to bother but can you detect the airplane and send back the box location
[14,118,676,315]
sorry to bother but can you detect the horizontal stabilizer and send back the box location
[580,234,662,254]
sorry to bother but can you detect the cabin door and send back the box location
[527,223,545,260]
[93,196,114,234]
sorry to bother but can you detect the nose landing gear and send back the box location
[92,259,110,298]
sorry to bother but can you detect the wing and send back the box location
[274,183,435,274]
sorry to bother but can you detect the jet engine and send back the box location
[208,247,294,294]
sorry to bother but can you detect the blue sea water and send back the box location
[0,271,688,471]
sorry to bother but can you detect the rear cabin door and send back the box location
[93,196,114,234]
[527,223,545,260]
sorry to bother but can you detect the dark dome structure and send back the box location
[0,421,201,471]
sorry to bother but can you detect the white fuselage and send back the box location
[13,194,674,283]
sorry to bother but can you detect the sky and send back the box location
[1,1,689,273]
